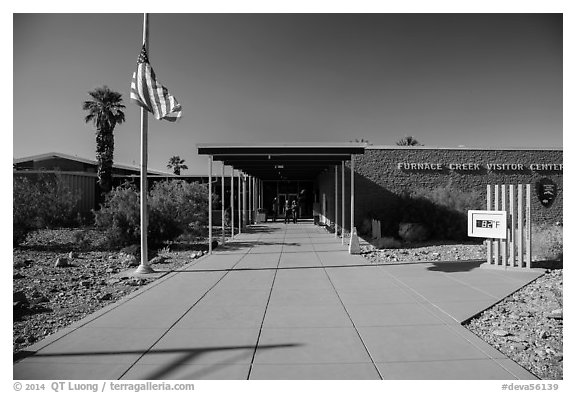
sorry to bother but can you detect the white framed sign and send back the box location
[468,210,508,239]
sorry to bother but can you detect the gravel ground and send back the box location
[13,228,211,355]
[359,239,563,380]
[14,229,562,380]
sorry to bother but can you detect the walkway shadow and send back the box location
[531,259,563,269]
[215,241,301,252]
[426,260,484,273]
[14,343,301,380]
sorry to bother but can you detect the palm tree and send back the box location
[167,156,188,175]
[396,135,422,146]
[83,86,125,193]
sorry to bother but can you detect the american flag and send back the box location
[130,45,182,122]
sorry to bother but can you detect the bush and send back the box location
[399,185,484,241]
[532,224,563,261]
[148,180,209,243]
[13,174,81,246]
[93,180,210,247]
[93,183,140,246]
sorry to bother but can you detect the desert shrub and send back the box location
[532,224,563,261]
[93,180,210,247]
[399,185,484,241]
[13,174,81,245]
[93,183,141,246]
[148,180,209,243]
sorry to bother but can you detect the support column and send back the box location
[231,167,234,239]
[242,174,248,228]
[349,155,360,254]
[351,155,355,232]
[335,165,338,238]
[248,176,252,224]
[252,177,256,223]
[260,180,263,210]
[208,156,213,255]
[221,163,225,245]
[238,171,242,234]
[341,161,345,245]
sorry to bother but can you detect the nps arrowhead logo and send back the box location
[536,178,558,208]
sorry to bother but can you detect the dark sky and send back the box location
[13,13,563,173]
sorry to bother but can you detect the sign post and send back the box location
[468,210,508,240]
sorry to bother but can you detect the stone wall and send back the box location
[317,147,563,238]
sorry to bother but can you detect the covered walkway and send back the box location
[14,221,541,380]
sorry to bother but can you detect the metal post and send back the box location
[231,167,234,239]
[335,165,338,238]
[135,13,154,274]
[221,163,225,245]
[487,185,493,265]
[501,185,508,268]
[509,185,516,267]
[208,156,213,255]
[518,184,524,267]
[526,184,532,268]
[494,185,500,265]
[341,161,345,244]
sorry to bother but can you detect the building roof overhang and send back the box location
[197,143,366,180]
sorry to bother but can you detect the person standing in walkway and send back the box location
[291,199,298,224]
[284,200,291,224]
[272,197,278,222]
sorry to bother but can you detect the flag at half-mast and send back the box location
[130,45,182,122]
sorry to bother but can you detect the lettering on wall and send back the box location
[397,162,563,172]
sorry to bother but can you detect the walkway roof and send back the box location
[197,143,366,180]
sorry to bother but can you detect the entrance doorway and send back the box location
[263,180,314,218]
[278,193,298,216]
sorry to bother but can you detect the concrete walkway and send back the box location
[14,221,542,380]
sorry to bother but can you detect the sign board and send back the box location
[536,178,558,208]
[468,210,507,239]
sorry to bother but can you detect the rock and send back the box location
[545,309,563,320]
[98,293,112,301]
[150,256,167,264]
[13,272,25,279]
[124,256,139,267]
[31,295,50,304]
[374,237,401,249]
[492,329,510,337]
[126,278,147,286]
[510,343,527,351]
[398,222,429,242]
[539,331,549,339]
[54,257,69,268]
[80,280,91,288]
[14,259,31,268]
[68,251,77,259]
[107,278,122,285]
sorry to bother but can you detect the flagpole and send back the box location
[136,13,154,274]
